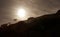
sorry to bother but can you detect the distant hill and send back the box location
[0,10,60,37]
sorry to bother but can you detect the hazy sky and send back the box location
[0,0,60,25]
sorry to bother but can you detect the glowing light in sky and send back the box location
[17,8,27,20]
[17,8,26,17]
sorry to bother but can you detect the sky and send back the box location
[0,0,60,25]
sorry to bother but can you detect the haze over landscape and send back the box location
[0,0,60,24]
[0,0,60,37]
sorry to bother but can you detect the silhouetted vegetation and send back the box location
[0,10,60,37]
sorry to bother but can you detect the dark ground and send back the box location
[0,10,60,37]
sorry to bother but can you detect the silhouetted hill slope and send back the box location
[0,10,60,37]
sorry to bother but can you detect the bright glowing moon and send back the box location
[17,8,26,17]
[17,8,26,20]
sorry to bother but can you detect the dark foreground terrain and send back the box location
[0,10,60,37]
